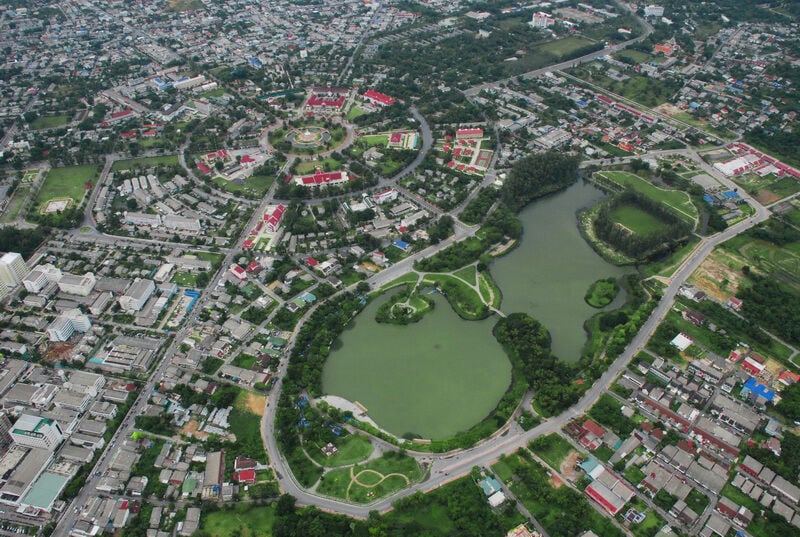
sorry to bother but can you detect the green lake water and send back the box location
[323,180,627,438]
[491,181,629,361]
[322,293,512,439]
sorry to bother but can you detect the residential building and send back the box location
[644,5,664,17]
[530,12,555,28]
[0,252,29,286]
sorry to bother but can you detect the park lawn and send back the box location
[36,165,97,208]
[317,467,353,499]
[308,433,373,467]
[171,272,197,287]
[377,271,419,292]
[360,134,389,146]
[346,106,367,121]
[614,49,653,64]
[200,503,275,537]
[349,474,408,503]
[630,510,665,537]
[295,157,342,175]
[379,159,404,176]
[529,434,575,470]
[598,171,698,225]
[538,36,595,57]
[29,115,69,130]
[478,271,502,308]
[214,175,275,196]
[0,184,30,223]
[111,155,179,172]
[422,273,487,320]
[453,264,477,286]
[609,205,669,236]
[360,452,421,480]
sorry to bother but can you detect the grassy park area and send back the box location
[597,171,698,226]
[317,452,421,503]
[29,115,69,130]
[200,503,275,537]
[214,174,274,197]
[0,184,30,223]
[453,264,477,286]
[34,165,96,211]
[308,433,373,467]
[609,205,669,235]
[111,155,180,172]
[422,273,489,320]
[295,157,342,175]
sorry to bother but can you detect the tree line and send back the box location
[500,151,580,212]
[593,190,691,261]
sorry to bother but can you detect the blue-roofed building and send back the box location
[579,456,604,480]
[478,476,502,496]
[703,194,714,205]
[741,377,774,403]
[722,190,740,199]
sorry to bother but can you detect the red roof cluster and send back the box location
[364,89,397,106]
[264,204,286,230]
[299,170,349,186]
[197,162,212,175]
[111,109,133,119]
[308,94,345,108]
[389,132,403,143]
[456,128,483,138]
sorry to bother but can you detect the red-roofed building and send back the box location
[108,109,134,123]
[389,132,403,144]
[295,170,350,188]
[197,162,212,175]
[456,128,484,139]
[229,264,247,281]
[306,257,319,267]
[121,131,137,140]
[654,43,675,55]
[264,204,286,232]
[742,356,765,376]
[780,371,800,386]
[234,469,256,484]
[363,89,397,107]
[241,154,256,165]
[247,261,262,274]
[142,130,157,138]
[243,239,254,249]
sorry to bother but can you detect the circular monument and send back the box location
[286,125,331,148]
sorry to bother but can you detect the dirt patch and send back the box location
[655,103,683,116]
[688,250,746,302]
[559,450,581,482]
[181,418,209,441]
[240,392,267,416]
[754,190,782,205]
[548,473,564,489]
[43,342,74,363]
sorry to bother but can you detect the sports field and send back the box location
[34,165,96,210]
[609,205,668,235]
[598,171,698,226]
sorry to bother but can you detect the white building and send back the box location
[530,11,555,28]
[123,212,162,227]
[46,308,92,342]
[118,278,155,313]
[163,215,201,232]
[22,263,63,293]
[644,5,664,17]
[0,252,29,286]
[10,414,64,451]
[57,272,97,296]
[373,188,399,205]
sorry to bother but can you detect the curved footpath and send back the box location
[262,191,769,517]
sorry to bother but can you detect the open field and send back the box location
[317,452,421,503]
[346,106,367,121]
[200,503,275,537]
[214,174,274,196]
[453,264,477,286]
[308,433,373,467]
[29,115,69,130]
[295,157,342,175]
[597,171,698,225]
[609,205,669,235]
[111,155,179,172]
[0,184,30,223]
[235,389,267,416]
[732,173,800,204]
[614,49,654,64]
[34,165,96,209]
[529,434,575,471]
